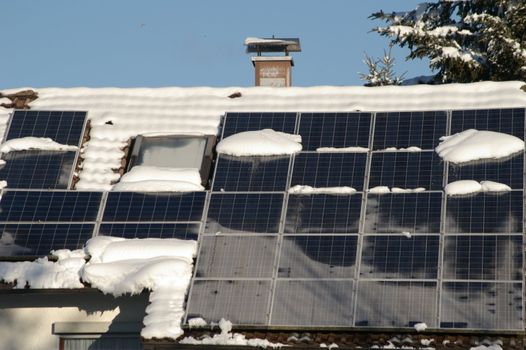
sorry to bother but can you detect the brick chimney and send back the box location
[245,37,301,87]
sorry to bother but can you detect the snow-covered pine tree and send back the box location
[370,0,526,83]
[359,47,406,86]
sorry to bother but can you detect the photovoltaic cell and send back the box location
[285,194,362,234]
[212,155,290,192]
[0,191,102,222]
[196,236,277,278]
[98,223,200,240]
[373,111,447,150]
[0,223,94,257]
[440,282,523,330]
[221,112,297,139]
[448,154,523,189]
[102,192,205,222]
[186,280,271,324]
[205,193,283,233]
[368,152,444,190]
[445,192,523,233]
[355,281,437,328]
[271,280,354,326]
[0,150,76,189]
[278,235,357,278]
[291,153,367,190]
[451,108,525,138]
[364,193,442,234]
[360,235,439,279]
[443,235,523,281]
[7,110,87,146]
[297,113,371,151]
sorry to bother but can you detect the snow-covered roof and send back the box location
[1,81,525,191]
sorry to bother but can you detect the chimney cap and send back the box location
[244,37,301,54]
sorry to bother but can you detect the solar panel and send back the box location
[102,192,206,222]
[355,281,437,328]
[7,110,87,146]
[221,112,296,139]
[196,236,277,278]
[291,153,367,190]
[186,280,272,324]
[440,282,523,330]
[98,223,200,240]
[0,191,102,222]
[185,109,525,331]
[0,223,94,257]
[212,155,290,192]
[360,235,439,279]
[451,108,525,138]
[285,194,362,234]
[443,235,523,281]
[271,280,354,326]
[368,152,444,190]
[205,193,283,233]
[445,191,523,233]
[373,111,447,150]
[0,150,76,189]
[278,235,357,278]
[364,193,442,234]
[448,154,523,189]
[297,112,371,150]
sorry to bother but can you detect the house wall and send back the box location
[0,290,149,350]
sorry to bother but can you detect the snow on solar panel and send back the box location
[0,110,87,190]
[187,109,525,331]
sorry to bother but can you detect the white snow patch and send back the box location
[244,37,296,46]
[470,346,503,350]
[0,159,5,166]
[380,146,422,152]
[402,231,412,238]
[445,180,512,196]
[112,165,204,192]
[369,186,391,194]
[288,185,356,195]
[81,237,197,340]
[369,186,425,194]
[216,129,302,156]
[0,236,197,340]
[421,339,434,346]
[316,146,369,153]
[320,344,339,349]
[188,317,208,328]
[414,322,427,332]
[180,318,286,348]
[0,137,78,153]
[0,257,85,289]
[480,180,512,193]
[0,180,7,190]
[112,180,203,192]
[435,129,524,164]
[391,187,426,193]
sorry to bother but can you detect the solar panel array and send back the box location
[0,111,87,189]
[185,110,525,331]
[0,109,523,332]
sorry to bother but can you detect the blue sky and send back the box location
[1,0,430,88]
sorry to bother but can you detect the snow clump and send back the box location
[445,180,512,196]
[435,129,524,164]
[112,166,204,192]
[216,129,302,156]
[288,185,356,195]
[0,137,78,153]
